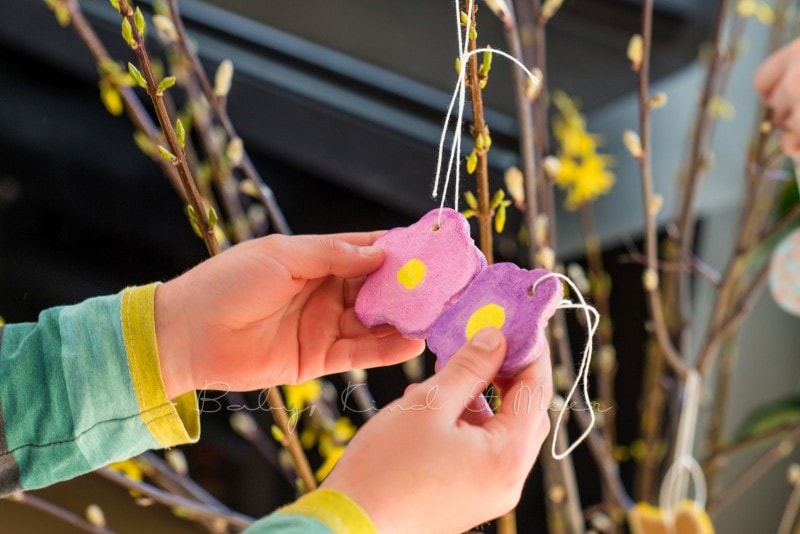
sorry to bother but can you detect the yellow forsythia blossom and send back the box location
[551,90,615,211]
[283,379,322,412]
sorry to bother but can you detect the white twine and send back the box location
[531,272,600,460]
[432,0,541,225]
[658,369,707,524]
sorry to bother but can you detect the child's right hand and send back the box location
[321,328,553,533]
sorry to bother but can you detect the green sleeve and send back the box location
[0,284,199,496]
[246,489,377,534]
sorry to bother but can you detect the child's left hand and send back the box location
[154,233,426,398]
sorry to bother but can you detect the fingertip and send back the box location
[358,245,384,258]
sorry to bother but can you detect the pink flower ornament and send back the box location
[355,208,486,338]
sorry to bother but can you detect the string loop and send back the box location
[658,369,706,520]
[531,272,600,460]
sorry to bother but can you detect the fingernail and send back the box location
[470,328,502,351]
[359,245,382,257]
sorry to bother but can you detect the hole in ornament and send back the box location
[528,285,536,297]
[431,224,441,232]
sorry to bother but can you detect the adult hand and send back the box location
[321,328,553,534]
[155,233,426,398]
[754,37,800,157]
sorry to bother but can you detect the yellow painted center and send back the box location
[465,303,506,340]
[397,258,427,290]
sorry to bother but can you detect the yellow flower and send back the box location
[283,380,322,412]
[314,444,345,482]
[550,90,615,210]
[319,417,357,457]
[313,416,357,481]
[108,459,144,498]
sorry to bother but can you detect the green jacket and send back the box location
[0,284,376,533]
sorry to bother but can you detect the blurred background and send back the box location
[1,0,798,532]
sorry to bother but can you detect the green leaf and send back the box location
[158,145,175,161]
[175,118,186,148]
[127,62,146,88]
[121,18,135,47]
[134,7,145,35]
[157,76,176,93]
[109,0,120,11]
[735,396,800,440]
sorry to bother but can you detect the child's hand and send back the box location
[321,328,553,534]
[155,233,426,398]
[755,37,800,157]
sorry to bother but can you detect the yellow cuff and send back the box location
[277,489,377,534]
[121,284,200,448]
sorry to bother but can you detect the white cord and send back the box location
[530,272,600,460]
[433,0,541,226]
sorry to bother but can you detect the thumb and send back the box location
[427,328,506,417]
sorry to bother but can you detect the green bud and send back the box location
[475,133,485,150]
[175,118,186,148]
[153,14,178,42]
[270,425,286,444]
[469,26,477,41]
[460,11,469,25]
[157,76,177,93]
[133,131,154,155]
[85,504,106,528]
[239,179,260,198]
[127,62,147,88]
[463,190,478,210]
[134,7,145,35]
[54,5,71,27]
[479,47,493,77]
[454,57,462,74]
[466,150,478,174]
[158,144,175,161]
[460,209,476,219]
[208,206,218,228]
[494,203,507,233]
[121,18,135,47]
[214,59,234,97]
[186,205,202,237]
[109,0,120,11]
[490,189,506,210]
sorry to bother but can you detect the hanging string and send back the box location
[432,0,542,226]
[433,0,473,223]
[658,369,706,521]
[531,272,600,460]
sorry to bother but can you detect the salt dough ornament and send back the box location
[628,501,714,534]
[769,227,800,317]
[354,208,486,338]
[427,263,563,377]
